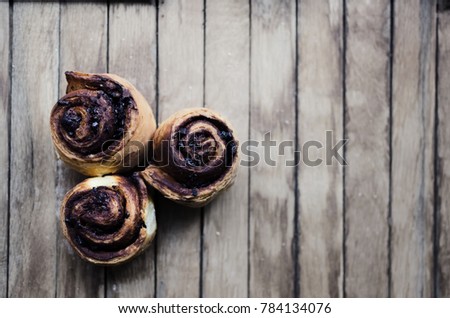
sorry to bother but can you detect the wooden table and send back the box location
[1,0,449,297]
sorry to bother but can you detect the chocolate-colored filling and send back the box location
[53,74,135,156]
[177,131,217,166]
[64,185,143,260]
[153,115,238,190]
[61,109,82,136]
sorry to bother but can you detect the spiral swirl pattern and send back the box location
[61,174,156,265]
[141,108,239,207]
[50,71,156,176]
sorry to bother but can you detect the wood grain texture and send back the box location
[437,9,450,298]
[9,2,59,297]
[56,1,107,298]
[156,0,204,297]
[0,0,9,298]
[2,0,447,298]
[249,0,296,297]
[391,0,436,297]
[345,0,390,297]
[298,0,344,298]
[107,2,157,298]
[203,0,249,297]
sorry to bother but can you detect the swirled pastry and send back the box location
[141,108,239,207]
[50,71,156,176]
[60,174,156,265]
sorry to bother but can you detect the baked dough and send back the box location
[60,174,156,265]
[50,71,157,176]
[141,108,239,207]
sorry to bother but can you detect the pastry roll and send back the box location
[60,174,156,265]
[141,108,239,207]
[50,71,156,176]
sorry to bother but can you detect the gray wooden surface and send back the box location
[1,0,449,297]
[345,0,390,297]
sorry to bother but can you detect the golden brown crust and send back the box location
[50,71,157,176]
[141,108,239,207]
[60,174,157,265]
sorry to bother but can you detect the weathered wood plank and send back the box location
[391,0,436,297]
[56,1,107,298]
[345,0,390,297]
[156,0,204,297]
[203,0,249,297]
[9,2,59,297]
[437,8,450,298]
[0,0,10,298]
[249,0,296,297]
[107,2,157,298]
[298,0,344,298]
